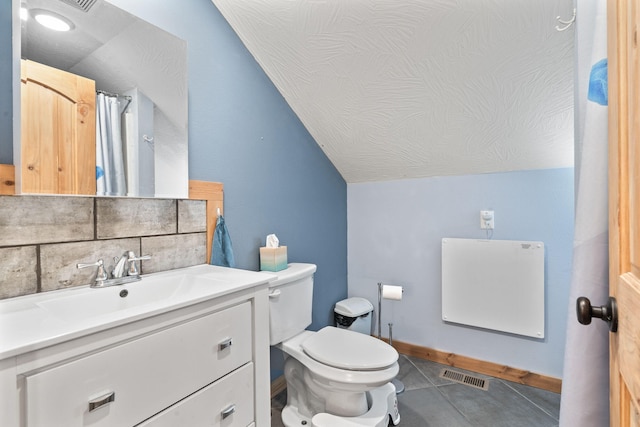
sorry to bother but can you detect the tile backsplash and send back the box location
[0,195,207,299]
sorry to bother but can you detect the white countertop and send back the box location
[0,264,275,360]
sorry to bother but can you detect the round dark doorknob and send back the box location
[576,296,618,332]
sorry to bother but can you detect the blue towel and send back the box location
[588,58,608,106]
[210,215,236,267]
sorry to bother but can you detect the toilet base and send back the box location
[281,382,400,427]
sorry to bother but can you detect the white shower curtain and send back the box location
[559,1,609,426]
[96,93,127,196]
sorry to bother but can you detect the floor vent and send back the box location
[439,369,489,391]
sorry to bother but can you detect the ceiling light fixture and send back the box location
[31,9,75,32]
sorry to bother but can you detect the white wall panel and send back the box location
[442,238,545,338]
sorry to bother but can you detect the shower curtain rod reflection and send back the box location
[96,90,132,112]
[96,89,131,100]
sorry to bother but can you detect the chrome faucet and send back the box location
[113,251,151,278]
[77,259,109,286]
[126,251,151,276]
[78,251,152,288]
[112,254,129,279]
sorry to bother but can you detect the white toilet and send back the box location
[269,263,401,427]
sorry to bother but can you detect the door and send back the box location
[20,59,96,195]
[608,0,640,424]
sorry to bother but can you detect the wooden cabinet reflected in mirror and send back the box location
[21,60,96,195]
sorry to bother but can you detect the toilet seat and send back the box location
[302,326,398,370]
[280,330,399,391]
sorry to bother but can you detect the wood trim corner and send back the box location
[270,375,287,399]
[188,180,224,263]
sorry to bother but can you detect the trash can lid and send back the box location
[334,297,373,317]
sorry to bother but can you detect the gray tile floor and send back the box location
[271,354,560,426]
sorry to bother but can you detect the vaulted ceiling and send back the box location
[212,0,575,183]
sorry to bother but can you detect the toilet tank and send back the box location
[268,263,317,346]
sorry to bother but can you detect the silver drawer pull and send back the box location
[268,289,281,298]
[221,404,236,419]
[218,337,233,351]
[88,391,115,412]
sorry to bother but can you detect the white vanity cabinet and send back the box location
[139,362,255,427]
[0,272,271,427]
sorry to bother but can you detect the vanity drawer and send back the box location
[24,302,252,427]
[138,362,254,427]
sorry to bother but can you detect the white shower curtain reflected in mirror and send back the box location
[96,93,127,196]
[559,1,609,426]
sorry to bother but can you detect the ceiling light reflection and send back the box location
[31,9,74,32]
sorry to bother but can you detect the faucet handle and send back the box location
[126,251,151,276]
[77,259,109,284]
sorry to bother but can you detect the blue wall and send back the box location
[348,168,574,378]
[107,0,348,327]
[3,0,574,381]
[4,0,348,376]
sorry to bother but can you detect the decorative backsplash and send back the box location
[0,195,207,299]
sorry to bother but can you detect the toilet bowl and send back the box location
[269,264,401,426]
[280,327,398,416]
[310,383,400,427]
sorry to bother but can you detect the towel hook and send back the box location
[217,207,221,217]
[556,8,576,32]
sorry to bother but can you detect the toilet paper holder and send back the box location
[377,283,404,339]
[377,282,405,394]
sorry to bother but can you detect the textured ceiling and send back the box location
[212,0,575,183]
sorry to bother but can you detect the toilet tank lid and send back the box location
[268,263,317,287]
[334,297,373,317]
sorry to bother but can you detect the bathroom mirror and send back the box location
[16,0,188,198]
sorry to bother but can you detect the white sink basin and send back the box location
[36,274,220,322]
[0,264,275,360]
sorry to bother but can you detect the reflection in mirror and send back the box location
[19,0,188,198]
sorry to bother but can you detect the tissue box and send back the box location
[260,246,288,271]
